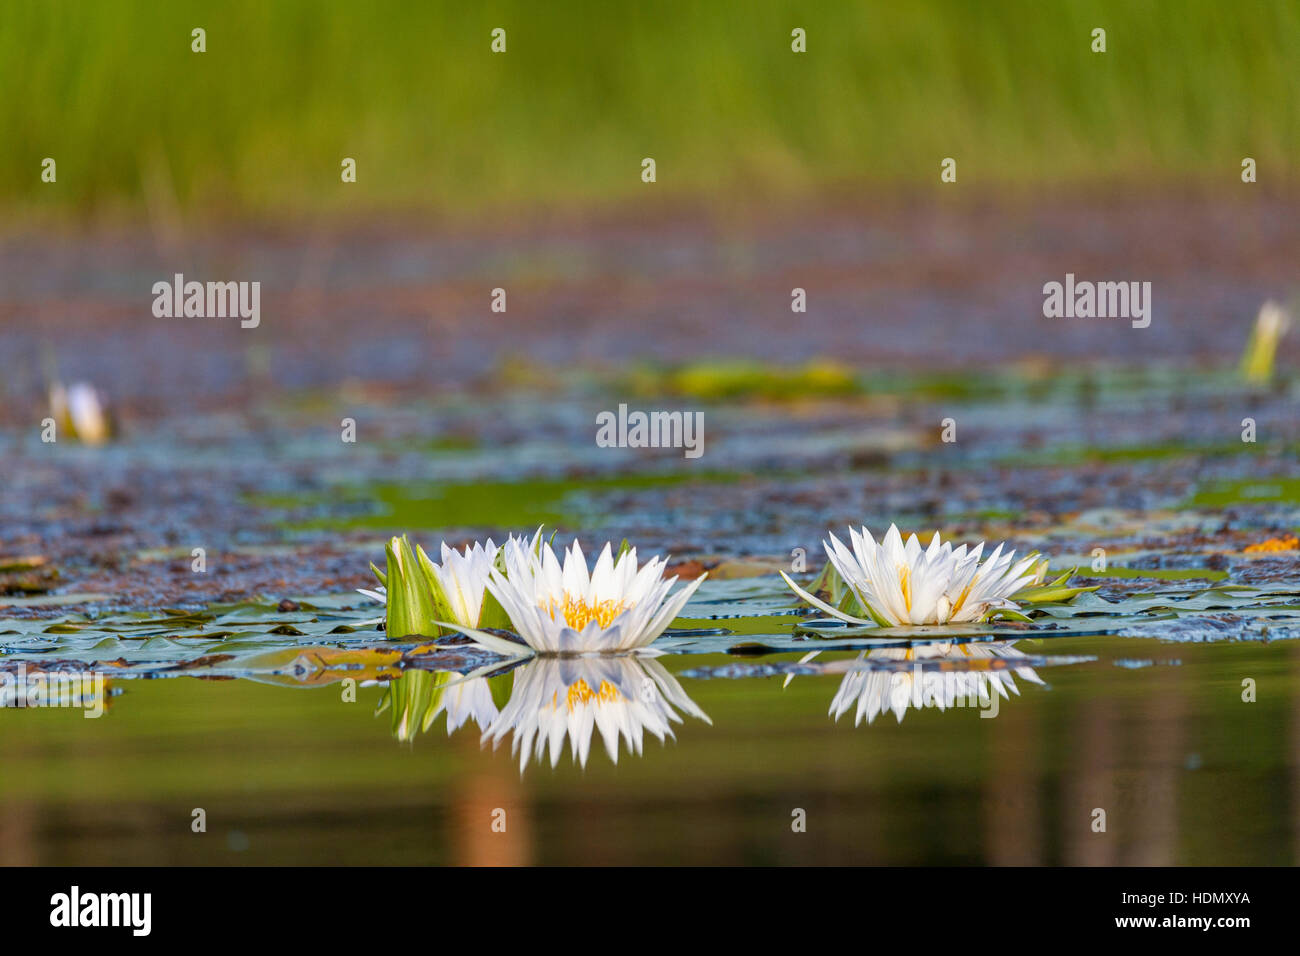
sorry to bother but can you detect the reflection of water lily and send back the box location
[483,655,710,770]
[822,641,1044,725]
[782,524,1039,626]
[462,538,706,655]
[437,674,500,733]
[378,668,504,742]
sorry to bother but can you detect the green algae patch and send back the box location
[259,472,743,533]
[1083,566,1230,583]
[1184,477,1300,510]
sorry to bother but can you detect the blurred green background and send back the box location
[3,0,1297,221]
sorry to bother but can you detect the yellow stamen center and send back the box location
[898,565,912,614]
[950,573,979,617]
[542,594,628,630]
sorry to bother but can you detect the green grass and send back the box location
[3,0,1297,221]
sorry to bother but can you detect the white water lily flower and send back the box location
[467,538,706,655]
[782,524,1039,626]
[483,655,710,771]
[825,641,1045,725]
[358,535,521,626]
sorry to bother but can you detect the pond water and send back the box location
[2,567,1298,865]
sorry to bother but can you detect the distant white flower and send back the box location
[825,641,1045,725]
[782,524,1039,626]
[467,538,706,655]
[49,382,111,444]
[1242,300,1291,384]
[483,655,710,770]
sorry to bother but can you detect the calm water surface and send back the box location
[2,629,1295,865]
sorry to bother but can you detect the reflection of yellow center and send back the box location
[562,679,622,711]
[543,594,628,629]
